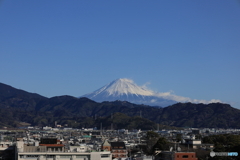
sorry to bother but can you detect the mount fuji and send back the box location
[82,78,178,107]
[82,78,222,107]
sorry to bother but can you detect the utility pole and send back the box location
[100,123,102,136]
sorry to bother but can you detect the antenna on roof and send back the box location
[177,147,181,152]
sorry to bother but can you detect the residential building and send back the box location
[110,142,128,159]
[15,138,112,160]
[156,151,198,160]
[102,140,111,151]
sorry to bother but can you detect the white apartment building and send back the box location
[15,140,112,160]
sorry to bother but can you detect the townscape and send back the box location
[0,81,240,160]
[1,1,240,160]
[1,125,240,160]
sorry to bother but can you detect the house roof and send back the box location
[102,140,111,146]
[39,144,64,147]
[110,142,126,149]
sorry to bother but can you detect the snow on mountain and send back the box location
[82,78,176,107]
[81,78,222,107]
[90,78,153,97]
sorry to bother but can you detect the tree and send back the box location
[153,136,169,151]
[145,131,159,154]
[203,134,240,152]
[146,131,159,139]
[176,133,182,142]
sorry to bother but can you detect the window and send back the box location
[101,154,110,158]
[60,155,71,158]
[182,155,189,158]
[76,155,89,160]
[46,155,55,158]
[26,155,39,158]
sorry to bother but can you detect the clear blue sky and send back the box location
[1,0,240,108]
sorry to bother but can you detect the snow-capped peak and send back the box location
[81,78,222,107]
[101,78,154,96]
[82,78,175,107]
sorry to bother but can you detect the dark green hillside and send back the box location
[0,82,47,111]
[94,112,157,130]
[157,103,240,128]
[0,82,46,99]
[1,82,240,129]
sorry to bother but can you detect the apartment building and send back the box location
[110,142,128,159]
[15,138,112,160]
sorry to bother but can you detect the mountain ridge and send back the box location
[0,82,239,129]
[0,82,46,99]
[82,78,177,107]
[82,78,222,107]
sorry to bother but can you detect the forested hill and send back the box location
[1,82,240,129]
